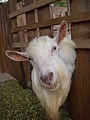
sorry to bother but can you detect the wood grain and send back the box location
[38,5,51,36]
[9,0,57,18]
[0,5,7,72]
[16,1,31,87]
[12,39,90,49]
[0,3,15,74]
[8,0,24,81]
[70,0,90,120]
[10,12,90,34]
[24,0,36,40]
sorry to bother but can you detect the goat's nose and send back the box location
[40,72,53,84]
[48,72,53,78]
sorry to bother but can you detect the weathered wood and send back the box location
[16,1,31,87]
[0,6,7,72]
[23,0,36,87]
[12,39,90,49]
[1,1,90,120]
[70,0,90,120]
[8,0,24,81]
[75,39,90,49]
[0,3,15,74]
[9,0,57,18]
[70,50,90,120]
[24,0,36,40]
[10,12,90,34]
[12,42,28,48]
[38,5,51,36]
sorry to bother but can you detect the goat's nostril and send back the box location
[40,76,43,81]
[40,73,53,85]
[49,72,53,77]
[40,76,46,82]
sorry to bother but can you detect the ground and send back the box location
[0,73,72,120]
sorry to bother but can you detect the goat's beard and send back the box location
[32,66,71,120]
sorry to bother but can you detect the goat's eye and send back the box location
[51,46,57,53]
[28,57,32,61]
[52,46,57,51]
[53,46,56,50]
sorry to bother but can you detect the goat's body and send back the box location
[5,21,76,120]
[31,36,76,120]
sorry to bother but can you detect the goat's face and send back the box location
[5,21,68,90]
[26,36,61,89]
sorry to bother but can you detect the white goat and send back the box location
[6,21,76,120]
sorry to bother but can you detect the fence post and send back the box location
[8,0,24,82]
[70,0,90,120]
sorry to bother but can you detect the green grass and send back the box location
[0,80,71,120]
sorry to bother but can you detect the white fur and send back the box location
[26,35,76,120]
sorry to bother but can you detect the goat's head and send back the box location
[5,21,68,90]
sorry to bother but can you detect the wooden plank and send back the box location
[0,3,15,74]
[24,0,36,40]
[16,1,31,87]
[70,0,90,120]
[9,0,57,18]
[8,0,24,81]
[10,16,68,33]
[12,42,28,49]
[38,5,51,36]
[10,12,90,34]
[3,3,12,74]
[0,6,7,72]
[70,50,90,120]
[23,0,36,87]
[75,39,90,49]
[12,39,90,49]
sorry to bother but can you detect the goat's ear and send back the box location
[56,20,68,45]
[5,50,28,62]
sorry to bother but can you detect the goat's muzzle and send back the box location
[40,72,57,89]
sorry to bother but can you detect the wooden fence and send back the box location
[0,0,90,120]
[70,0,90,120]
[0,3,12,74]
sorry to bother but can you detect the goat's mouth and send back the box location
[40,72,59,90]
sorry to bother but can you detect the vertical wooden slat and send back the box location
[8,0,23,81]
[3,4,13,74]
[16,1,31,87]
[0,6,7,72]
[70,0,90,120]
[0,3,12,73]
[38,5,51,36]
[24,0,36,40]
[22,0,36,87]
